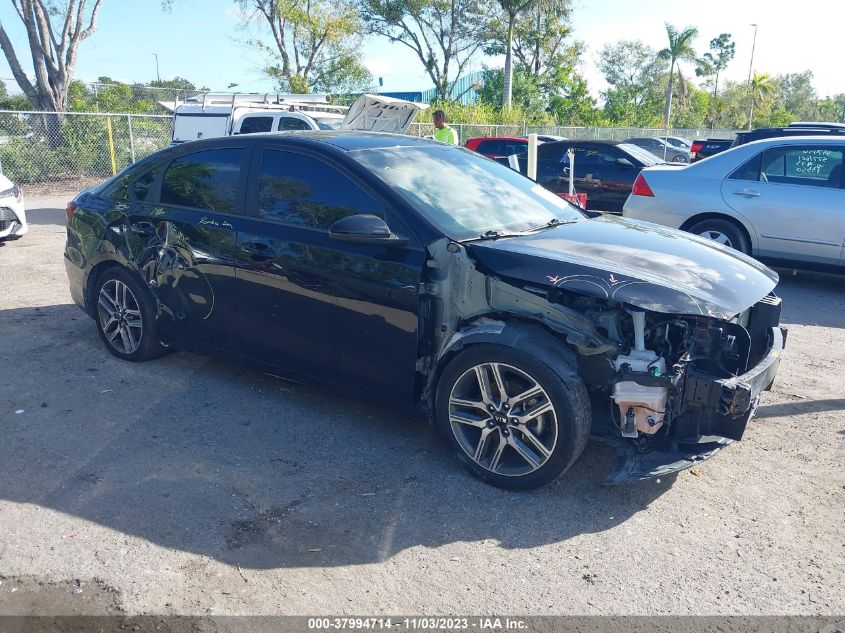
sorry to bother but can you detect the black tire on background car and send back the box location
[94,266,165,362]
[686,218,750,254]
[435,344,590,490]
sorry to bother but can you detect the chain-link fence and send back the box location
[407,122,739,144]
[0,110,172,187]
[0,109,740,187]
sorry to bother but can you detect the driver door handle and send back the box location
[733,189,760,198]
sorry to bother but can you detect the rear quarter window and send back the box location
[132,166,160,201]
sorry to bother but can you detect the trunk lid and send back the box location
[340,94,429,134]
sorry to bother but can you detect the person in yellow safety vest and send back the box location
[433,109,459,145]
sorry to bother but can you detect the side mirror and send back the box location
[616,158,634,168]
[329,214,406,245]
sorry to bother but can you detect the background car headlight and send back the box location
[0,184,22,202]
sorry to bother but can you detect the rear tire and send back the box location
[435,344,590,490]
[687,218,750,254]
[94,267,166,362]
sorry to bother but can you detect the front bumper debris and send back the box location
[597,436,733,485]
[678,326,786,442]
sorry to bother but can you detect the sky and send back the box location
[0,0,843,101]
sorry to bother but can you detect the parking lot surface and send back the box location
[0,198,843,615]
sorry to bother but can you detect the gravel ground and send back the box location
[0,197,843,616]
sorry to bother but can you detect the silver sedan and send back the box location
[622,135,845,269]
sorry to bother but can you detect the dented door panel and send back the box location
[126,204,242,352]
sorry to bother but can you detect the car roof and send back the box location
[466,136,526,142]
[544,139,620,147]
[787,121,845,129]
[741,134,845,148]
[737,126,845,140]
[173,131,442,152]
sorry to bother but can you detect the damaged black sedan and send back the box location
[64,133,786,489]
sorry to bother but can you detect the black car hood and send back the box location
[467,216,778,320]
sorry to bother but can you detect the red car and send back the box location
[465,135,565,158]
[465,136,529,158]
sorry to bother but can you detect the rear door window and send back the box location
[160,148,246,213]
[761,147,843,186]
[732,146,844,188]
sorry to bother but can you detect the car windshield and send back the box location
[617,143,664,165]
[355,145,583,239]
[315,117,343,130]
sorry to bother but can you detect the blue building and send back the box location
[381,70,484,105]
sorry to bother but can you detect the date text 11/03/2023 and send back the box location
[307,618,528,630]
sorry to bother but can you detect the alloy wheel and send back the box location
[98,279,143,355]
[448,362,558,476]
[698,230,732,247]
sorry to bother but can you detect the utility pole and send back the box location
[153,53,161,83]
[746,24,758,130]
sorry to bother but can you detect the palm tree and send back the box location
[747,71,774,127]
[498,0,535,109]
[657,23,698,127]
[497,0,567,108]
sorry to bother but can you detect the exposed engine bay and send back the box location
[575,293,784,445]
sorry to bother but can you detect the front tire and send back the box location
[435,344,590,490]
[94,267,165,362]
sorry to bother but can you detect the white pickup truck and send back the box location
[171,93,427,144]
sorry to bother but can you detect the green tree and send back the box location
[485,0,573,76]
[748,71,774,127]
[478,67,546,120]
[546,66,602,125]
[661,71,709,128]
[484,0,572,108]
[830,94,845,123]
[597,40,666,125]
[494,0,534,109]
[240,0,372,94]
[511,0,572,76]
[0,78,30,110]
[359,0,489,101]
[657,23,698,127]
[0,0,104,112]
[773,71,816,120]
[696,33,735,98]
